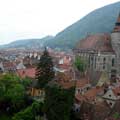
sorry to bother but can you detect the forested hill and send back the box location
[0,2,120,50]
[45,1,120,49]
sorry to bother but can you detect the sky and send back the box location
[0,0,119,45]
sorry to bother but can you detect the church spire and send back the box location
[113,12,120,32]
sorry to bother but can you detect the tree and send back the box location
[12,101,44,120]
[74,56,87,76]
[35,48,55,89]
[0,73,26,113]
[44,82,75,120]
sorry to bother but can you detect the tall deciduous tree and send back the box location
[35,48,55,89]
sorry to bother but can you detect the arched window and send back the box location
[112,58,115,67]
[103,57,106,62]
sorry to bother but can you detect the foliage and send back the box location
[0,73,26,112]
[44,83,75,120]
[21,77,32,89]
[0,114,12,120]
[113,112,120,119]
[74,56,87,73]
[36,48,55,89]
[12,101,44,120]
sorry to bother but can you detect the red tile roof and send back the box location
[3,62,16,68]
[76,34,114,53]
[84,87,103,101]
[76,78,90,88]
[75,94,86,102]
[17,68,36,79]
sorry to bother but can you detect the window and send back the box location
[112,58,115,67]
[103,57,106,62]
[109,102,112,106]
[103,65,105,69]
[109,94,111,97]
[117,93,120,96]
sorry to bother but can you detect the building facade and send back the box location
[73,13,120,79]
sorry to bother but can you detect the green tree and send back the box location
[35,48,55,89]
[74,56,87,75]
[0,73,26,112]
[21,77,32,89]
[12,101,44,120]
[44,82,75,120]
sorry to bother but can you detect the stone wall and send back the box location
[111,32,120,75]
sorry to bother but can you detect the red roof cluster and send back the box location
[17,68,36,79]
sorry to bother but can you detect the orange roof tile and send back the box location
[75,94,86,102]
[76,34,114,53]
[84,87,103,101]
[76,78,90,88]
[17,68,36,79]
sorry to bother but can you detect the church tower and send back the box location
[111,13,120,76]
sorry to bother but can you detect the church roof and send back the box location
[76,34,114,53]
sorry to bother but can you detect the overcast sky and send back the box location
[0,0,119,45]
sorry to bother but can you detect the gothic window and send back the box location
[112,58,115,67]
[109,102,113,106]
[103,65,105,70]
[109,94,111,97]
[103,57,106,62]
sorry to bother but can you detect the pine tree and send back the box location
[35,48,55,89]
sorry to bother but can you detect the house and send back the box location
[16,62,26,70]
[75,78,91,95]
[103,86,120,108]
[83,87,104,104]
[3,62,16,72]
[73,13,120,80]
[17,67,45,100]
[27,80,45,101]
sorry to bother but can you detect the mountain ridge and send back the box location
[0,1,120,50]
[45,1,120,49]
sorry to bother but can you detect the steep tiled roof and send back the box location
[75,94,86,102]
[84,87,103,101]
[76,78,90,88]
[76,34,114,53]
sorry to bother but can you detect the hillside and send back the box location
[45,1,120,49]
[0,1,120,50]
[0,36,53,49]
